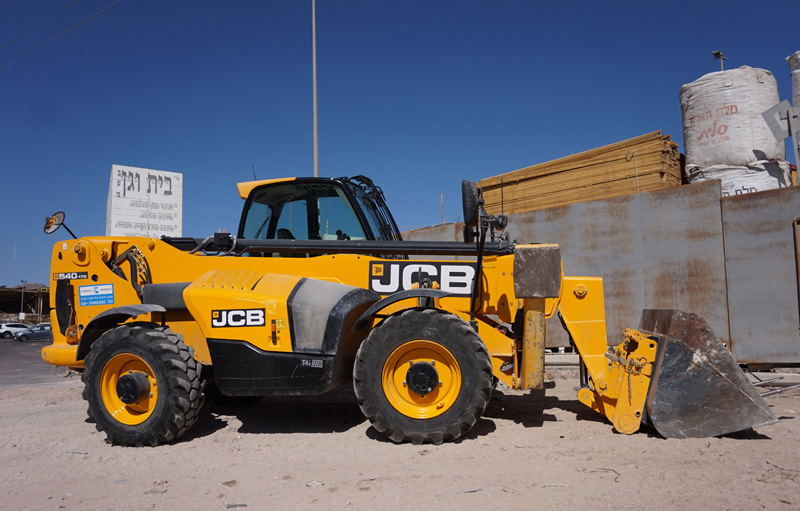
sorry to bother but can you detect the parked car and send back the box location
[14,323,52,342]
[0,323,29,339]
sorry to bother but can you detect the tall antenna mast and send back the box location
[312,0,319,177]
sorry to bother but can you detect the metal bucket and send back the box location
[638,310,778,438]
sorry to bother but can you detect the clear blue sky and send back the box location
[1,0,798,286]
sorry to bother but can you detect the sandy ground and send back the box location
[2,363,799,511]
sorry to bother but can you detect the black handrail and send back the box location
[162,236,515,257]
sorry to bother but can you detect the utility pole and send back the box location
[20,280,26,320]
[312,0,319,177]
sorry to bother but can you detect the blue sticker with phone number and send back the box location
[78,284,115,307]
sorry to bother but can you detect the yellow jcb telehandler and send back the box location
[41,176,776,446]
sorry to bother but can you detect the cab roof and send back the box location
[236,178,296,199]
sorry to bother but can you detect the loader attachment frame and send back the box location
[563,297,779,438]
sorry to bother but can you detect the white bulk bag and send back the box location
[684,159,792,197]
[681,66,784,167]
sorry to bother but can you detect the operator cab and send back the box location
[237,176,403,243]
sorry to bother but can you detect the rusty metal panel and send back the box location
[511,192,645,347]
[722,187,800,363]
[404,180,730,349]
[402,223,463,243]
[403,181,800,363]
[638,181,731,345]
[401,223,466,261]
[511,180,728,347]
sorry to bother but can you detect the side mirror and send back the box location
[44,211,77,238]
[461,180,480,228]
[44,211,65,234]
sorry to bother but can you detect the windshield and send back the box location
[240,181,368,241]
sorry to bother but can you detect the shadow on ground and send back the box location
[484,387,608,428]
[182,383,613,444]
[183,386,367,443]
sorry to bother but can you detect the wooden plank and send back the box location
[483,162,679,207]
[484,172,681,213]
[478,131,682,214]
[489,175,681,214]
[480,131,675,187]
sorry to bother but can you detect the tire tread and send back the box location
[353,309,492,445]
[81,324,204,447]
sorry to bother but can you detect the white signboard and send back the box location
[106,165,183,237]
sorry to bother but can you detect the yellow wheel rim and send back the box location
[99,353,158,425]
[382,340,461,419]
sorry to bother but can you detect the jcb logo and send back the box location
[211,309,266,328]
[369,262,474,296]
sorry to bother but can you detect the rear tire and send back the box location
[353,309,492,445]
[81,323,204,446]
[2,331,11,339]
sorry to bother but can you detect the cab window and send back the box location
[240,182,367,241]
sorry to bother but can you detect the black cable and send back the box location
[0,0,84,52]
[0,0,123,72]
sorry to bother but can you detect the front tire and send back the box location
[353,309,492,445]
[18,334,28,342]
[82,323,204,446]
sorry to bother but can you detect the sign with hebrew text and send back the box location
[106,165,183,237]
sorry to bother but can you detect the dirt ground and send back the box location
[2,366,799,511]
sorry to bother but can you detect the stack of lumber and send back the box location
[477,131,683,215]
